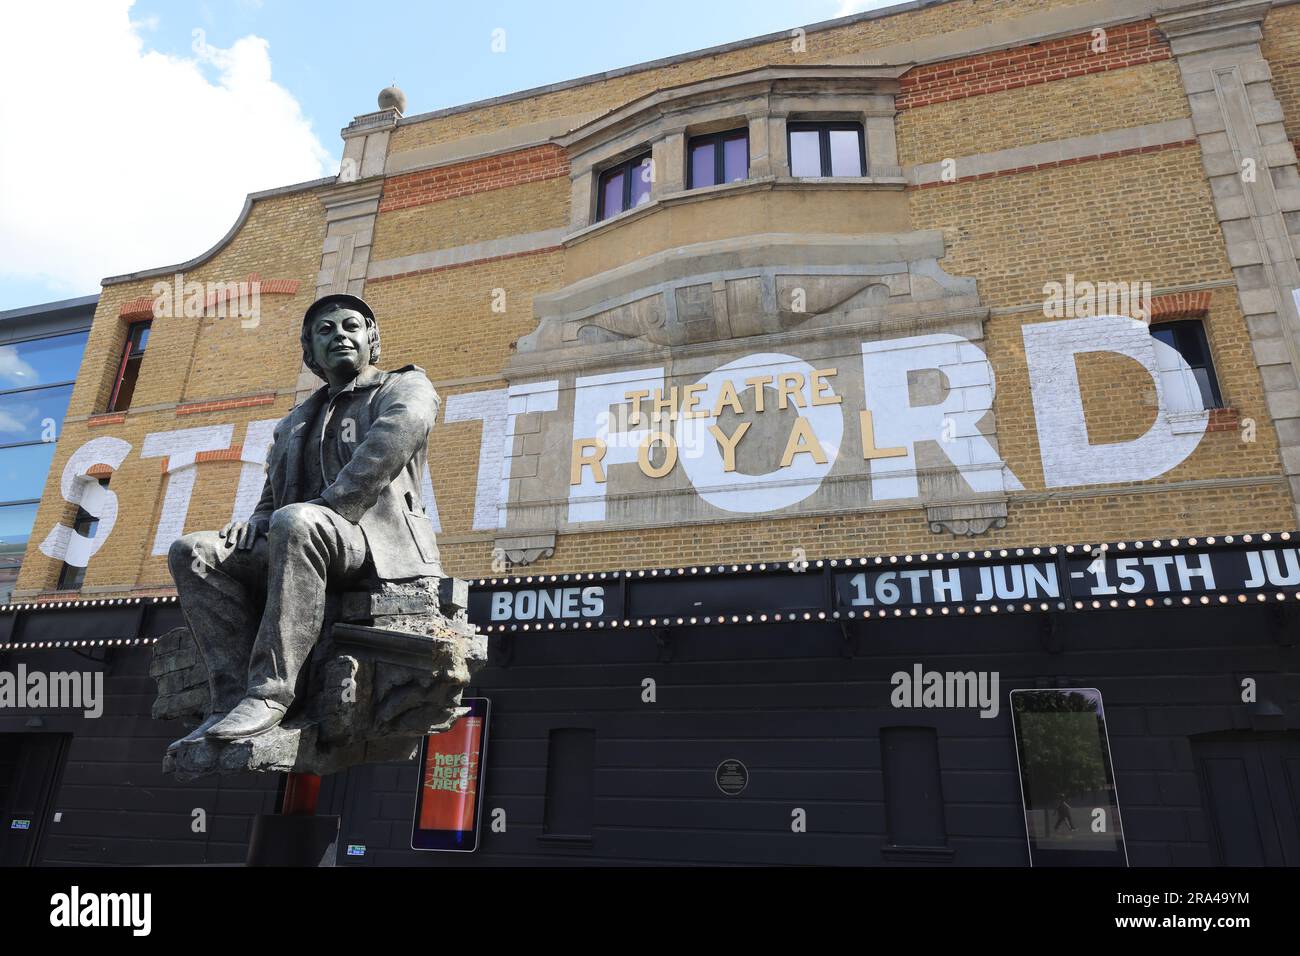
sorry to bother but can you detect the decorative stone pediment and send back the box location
[512,230,981,371]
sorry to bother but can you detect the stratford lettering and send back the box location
[39,316,1215,553]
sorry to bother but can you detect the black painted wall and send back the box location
[0,605,279,865]
[336,604,1299,867]
[1,603,1295,866]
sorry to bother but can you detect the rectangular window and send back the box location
[542,728,595,840]
[788,123,865,177]
[596,153,652,222]
[687,129,749,188]
[1151,319,1223,411]
[107,320,151,413]
[57,477,109,591]
[880,727,949,852]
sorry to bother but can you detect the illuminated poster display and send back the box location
[410,697,490,852]
[1010,689,1128,867]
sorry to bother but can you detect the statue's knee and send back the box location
[168,532,202,575]
[170,531,229,579]
[269,502,317,540]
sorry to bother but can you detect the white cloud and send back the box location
[0,1,332,295]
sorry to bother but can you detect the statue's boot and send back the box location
[167,710,233,752]
[205,696,288,740]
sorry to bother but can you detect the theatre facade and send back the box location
[2,0,1300,866]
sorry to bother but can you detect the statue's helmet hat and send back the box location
[303,293,376,327]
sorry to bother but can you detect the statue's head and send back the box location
[301,294,381,382]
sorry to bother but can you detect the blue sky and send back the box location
[0,0,897,311]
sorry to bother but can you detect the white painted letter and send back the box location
[1023,316,1207,487]
[38,437,132,566]
[860,334,1021,500]
[140,425,234,555]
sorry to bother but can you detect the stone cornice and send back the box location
[1157,0,1272,33]
[318,178,383,210]
[1156,0,1273,52]
[340,107,400,139]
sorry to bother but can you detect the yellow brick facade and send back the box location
[15,0,1300,600]
[909,148,1234,310]
[364,253,565,385]
[894,62,1191,165]
[369,179,569,263]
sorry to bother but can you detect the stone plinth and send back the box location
[152,576,485,780]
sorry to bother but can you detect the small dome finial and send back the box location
[378,84,406,115]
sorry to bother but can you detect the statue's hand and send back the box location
[218,515,269,551]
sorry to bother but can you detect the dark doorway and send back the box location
[0,733,70,866]
[1192,732,1300,866]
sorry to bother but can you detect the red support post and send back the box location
[282,772,321,816]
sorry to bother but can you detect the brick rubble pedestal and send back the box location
[151,576,486,779]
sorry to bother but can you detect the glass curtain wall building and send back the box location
[0,296,94,603]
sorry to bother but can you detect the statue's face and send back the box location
[310,307,372,380]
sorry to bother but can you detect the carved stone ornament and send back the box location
[494,533,557,568]
[926,500,1010,537]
